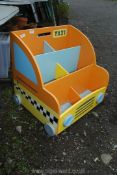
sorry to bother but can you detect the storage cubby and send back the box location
[45,64,108,111]
[35,41,80,83]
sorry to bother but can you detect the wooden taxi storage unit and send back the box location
[11,25,109,136]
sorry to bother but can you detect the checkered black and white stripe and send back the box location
[14,84,58,127]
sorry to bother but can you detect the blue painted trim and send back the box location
[63,115,74,127]
[97,93,104,104]
[60,102,72,113]
[80,90,92,98]
[14,43,37,84]
[44,41,55,53]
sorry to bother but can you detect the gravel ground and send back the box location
[0,0,117,174]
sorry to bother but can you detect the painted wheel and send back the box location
[13,95,21,105]
[96,93,104,104]
[63,115,74,127]
[44,123,56,137]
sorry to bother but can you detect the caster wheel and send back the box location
[13,95,21,105]
[44,123,56,137]
[96,93,104,104]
